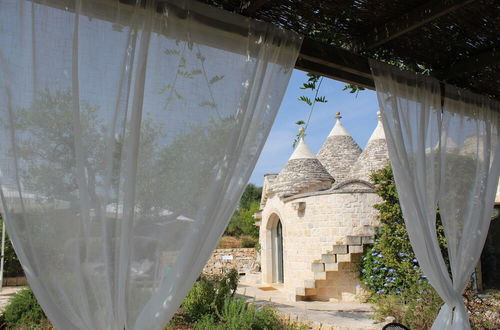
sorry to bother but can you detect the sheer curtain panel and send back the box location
[0,1,301,329]
[370,60,500,330]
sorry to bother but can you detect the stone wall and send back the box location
[259,190,380,294]
[203,248,258,276]
[2,277,28,286]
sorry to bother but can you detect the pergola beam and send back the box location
[295,58,375,90]
[298,38,374,88]
[362,0,475,49]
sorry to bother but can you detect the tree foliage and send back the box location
[294,73,327,148]
[238,184,262,210]
[360,165,449,329]
[0,217,24,278]
[361,165,448,296]
[0,288,48,329]
[224,184,261,238]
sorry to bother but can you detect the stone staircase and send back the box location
[295,235,373,302]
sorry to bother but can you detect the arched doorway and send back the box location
[272,219,284,283]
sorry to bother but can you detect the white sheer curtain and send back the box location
[370,60,500,330]
[0,1,301,329]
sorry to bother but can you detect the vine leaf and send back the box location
[342,84,365,94]
[164,49,181,56]
[199,101,216,108]
[209,75,224,85]
[298,96,312,106]
[179,57,186,68]
[315,96,327,103]
[158,84,172,95]
[177,70,193,79]
[196,52,206,62]
[300,82,316,90]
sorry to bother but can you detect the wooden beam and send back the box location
[295,58,375,90]
[362,0,475,49]
[298,38,373,81]
[443,47,500,79]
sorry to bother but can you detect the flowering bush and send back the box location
[360,166,448,298]
[361,245,423,295]
[358,166,453,329]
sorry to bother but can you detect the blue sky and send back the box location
[249,70,380,185]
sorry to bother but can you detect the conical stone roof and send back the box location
[349,111,389,182]
[316,112,362,182]
[271,136,334,198]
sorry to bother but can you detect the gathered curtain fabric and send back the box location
[370,60,500,330]
[0,0,301,329]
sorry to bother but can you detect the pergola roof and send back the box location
[199,0,499,100]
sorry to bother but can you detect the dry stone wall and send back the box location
[2,277,28,286]
[203,248,258,276]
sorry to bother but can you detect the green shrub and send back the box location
[1,288,48,329]
[240,235,258,248]
[225,201,260,238]
[358,166,448,330]
[371,285,442,330]
[183,276,217,322]
[251,305,284,330]
[360,166,447,297]
[225,184,261,238]
[193,314,221,330]
[403,286,442,330]
[181,268,306,329]
[370,294,406,324]
[182,268,239,322]
[215,297,290,330]
[0,218,24,278]
[216,297,254,329]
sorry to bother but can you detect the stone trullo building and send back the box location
[256,112,389,302]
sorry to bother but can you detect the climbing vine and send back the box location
[293,73,327,147]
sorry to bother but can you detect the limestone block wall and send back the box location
[259,191,381,292]
[202,248,257,276]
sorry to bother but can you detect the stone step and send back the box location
[302,237,376,302]
[311,262,325,272]
[295,287,317,296]
[324,262,339,271]
[330,244,348,254]
[319,251,364,266]
[346,235,363,245]
[304,280,316,289]
[346,235,375,245]
[361,236,375,244]
[348,245,364,254]
[336,252,363,263]
[314,271,327,280]
[321,253,336,263]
